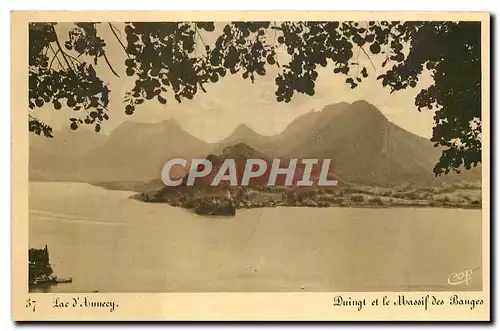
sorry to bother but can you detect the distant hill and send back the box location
[29,101,481,186]
[78,120,213,182]
[213,124,275,155]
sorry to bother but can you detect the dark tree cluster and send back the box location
[28,20,482,175]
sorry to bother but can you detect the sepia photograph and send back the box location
[12,11,490,321]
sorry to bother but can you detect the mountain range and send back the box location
[29,100,481,186]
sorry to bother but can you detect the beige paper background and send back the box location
[12,11,490,321]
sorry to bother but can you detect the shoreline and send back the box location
[132,195,482,211]
[130,187,482,214]
[30,180,483,211]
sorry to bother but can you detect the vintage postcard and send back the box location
[12,11,490,321]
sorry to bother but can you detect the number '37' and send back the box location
[26,298,36,312]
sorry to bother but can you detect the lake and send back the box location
[29,182,482,293]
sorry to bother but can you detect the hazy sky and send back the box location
[31,22,437,143]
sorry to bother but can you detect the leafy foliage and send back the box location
[374,22,481,175]
[29,23,110,134]
[28,21,482,175]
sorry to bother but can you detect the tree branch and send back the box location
[48,47,61,70]
[50,26,76,75]
[109,23,131,59]
[195,26,208,48]
[48,44,65,70]
[102,51,120,77]
[97,101,109,112]
[360,46,376,70]
[272,22,277,46]
[65,53,82,64]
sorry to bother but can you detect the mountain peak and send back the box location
[350,100,372,107]
[224,123,261,141]
[346,100,386,121]
[321,102,350,111]
[349,100,380,112]
[233,123,257,133]
[222,142,267,159]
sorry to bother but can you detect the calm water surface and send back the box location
[29,182,482,292]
